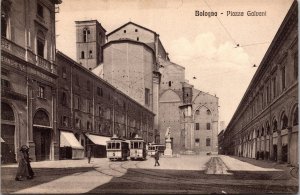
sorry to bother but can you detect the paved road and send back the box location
[1,155,298,194]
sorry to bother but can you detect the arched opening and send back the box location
[281,113,288,130]
[33,110,51,161]
[83,28,90,43]
[292,106,298,126]
[81,51,85,59]
[1,102,16,163]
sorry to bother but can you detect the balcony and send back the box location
[1,36,57,75]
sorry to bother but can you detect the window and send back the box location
[145,88,150,106]
[87,121,91,130]
[99,106,102,116]
[206,123,211,130]
[195,138,200,147]
[87,80,90,91]
[1,79,10,88]
[195,123,199,130]
[83,28,90,42]
[195,138,199,143]
[75,118,81,128]
[272,77,276,98]
[37,30,45,57]
[37,3,44,18]
[168,81,172,87]
[89,50,93,58]
[74,96,80,110]
[62,66,67,79]
[62,116,68,127]
[195,110,199,115]
[206,138,211,146]
[135,29,138,32]
[137,37,139,41]
[97,87,103,96]
[81,51,85,59]
[294,53,298,79]
[38,86,45,98]
[281,66,286,91]
[61,92,67,106]
[207,109,211,115]
[123,30,126,33]
[1,12,8,37]
[75,75,80,86]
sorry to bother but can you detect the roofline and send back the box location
[56,50,155,116]
[226,0,297,131]
[106,21,157,37]
[103,39,155,55]
[75,20,107,32]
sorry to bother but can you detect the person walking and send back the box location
[154,149,160,166]
[87,146,92,164]
[15,145,34,181]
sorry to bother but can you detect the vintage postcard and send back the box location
[1,0,298,194]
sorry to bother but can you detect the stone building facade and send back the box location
[1,0,62,163]
[85,21,219,154]
[56,51,155,158]
[222,1,298,166]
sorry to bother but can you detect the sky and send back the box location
[56,0,294,130]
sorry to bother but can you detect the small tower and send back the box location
[75,20,106,70]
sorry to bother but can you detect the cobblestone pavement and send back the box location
[1,155,298,194]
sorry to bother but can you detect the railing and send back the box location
[37,55,52,72]
[1,37,26,59]
[1,37,57,75]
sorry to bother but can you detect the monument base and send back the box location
[164,138,173,157]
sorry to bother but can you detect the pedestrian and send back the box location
[154,149,160,166]
[15,145,34,181]
[87,146,92,164]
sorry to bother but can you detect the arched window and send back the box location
[81,51,85,59]
[168,81,171,87]
[281,113,288,129]
[83,28,90,42]
[293,107,298,126]
[195,110,199,115]
[37,30,45,57]
[261,127,264,136]
[206,138,211,146]
[207,109,211,115]
[89,50,93,58]
[33,110,50,127]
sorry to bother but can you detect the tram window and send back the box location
[134,142,139,148]
[116,142,120,149]
[108,143,112,149]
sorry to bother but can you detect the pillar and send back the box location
[287,126,292,164]
[269,132,274,160]
[277,130,282,163]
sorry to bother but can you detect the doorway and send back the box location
[33,127,51,161]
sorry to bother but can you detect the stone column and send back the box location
[277,130,282,163]
[269,132,274,160]
[264,135,267,160]
[287,126,292,164]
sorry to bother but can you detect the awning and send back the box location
[86,133,110,146]
[60,131,84,149]
[1,137,5,143]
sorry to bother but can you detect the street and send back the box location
[1,155,298,194]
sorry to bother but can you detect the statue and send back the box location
[164,127,173,157]
[165,127,171,140]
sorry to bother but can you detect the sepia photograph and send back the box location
[1,0,298,194]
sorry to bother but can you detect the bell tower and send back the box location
[75,20,106,70]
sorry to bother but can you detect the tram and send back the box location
[129,135,147,160]
[147,143,165,157]
[106,135,129,161]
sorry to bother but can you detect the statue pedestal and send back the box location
[164,138,173,157]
